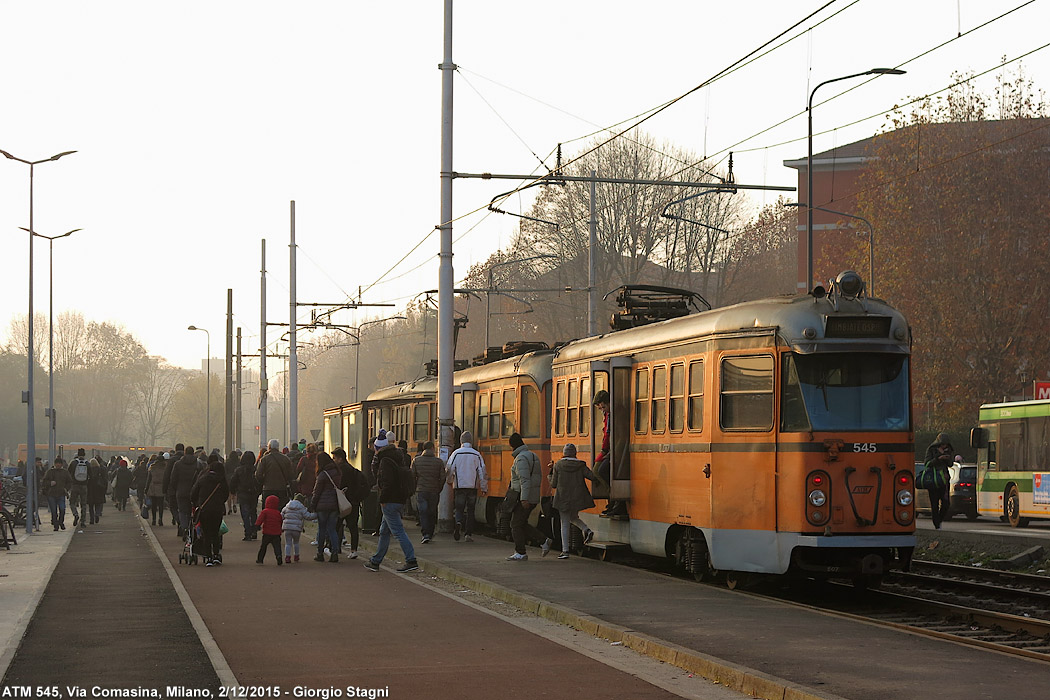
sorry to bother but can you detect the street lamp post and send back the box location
[21,227,81,473]
[1,147,76,535]
[354,316,406,404]
[188,325,211,450]
[786,203,874,294]
[485,254,557,349]
[806,68,904,291]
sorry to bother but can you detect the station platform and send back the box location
[4,504,1050,700]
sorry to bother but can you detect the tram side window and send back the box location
[502,388,516,437]
[999,421,1026,471]
[670,364,685,433]
[462,391,476,436]
[489,391,502,439]
[580,378,591,436]
[521,385,541,438]
[1028,417,1050,471]
[477,393,489,440]
[687,360,704,431]
[555,381,567,436]
[567,380,579,436]
[651,365,667,433]
[635,368,649,434]
[720,355,774,431]
[413,404,429,444]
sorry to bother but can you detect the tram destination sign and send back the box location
[824,316,891,338]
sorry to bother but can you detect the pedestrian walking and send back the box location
[411,441,446,544]
[295,442,318,504]
[167,447,199,538]
[42,457,72,531]
[229,451,261,540]
[68,448,90,531]
[191,457,230,567]
[144,455,169,526]
[87,457,108,525]
[255,439,296,510]
[923,433,954,529]
[548,443,596,558]
[333,447,368,559]
[281,494,315,563]
[446,431,487,543]
[505,433,552,561]
[311,452,341,563]
[255,495,284,566]
[363,436,418,573]
[112,459,133,511]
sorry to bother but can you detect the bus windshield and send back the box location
[781,353,909,432]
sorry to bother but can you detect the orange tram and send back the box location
[323,272,916,587]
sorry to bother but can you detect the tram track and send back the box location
[568,540,1050,663]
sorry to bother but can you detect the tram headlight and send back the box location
[808,489,827,507]
[896,489,913,506]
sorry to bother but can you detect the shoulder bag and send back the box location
[326,471,354,517]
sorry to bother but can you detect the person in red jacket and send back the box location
[255,495,284,565]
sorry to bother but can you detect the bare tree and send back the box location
[131,357,186,445]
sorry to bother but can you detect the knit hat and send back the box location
[373,429,389,449]
[509,433,524,449]
[562,443,577,456]
[386,430,397,444]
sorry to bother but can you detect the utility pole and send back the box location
[588,170,597,336]
[437,0,454,459]
[289,200,298,448]
[235,327,242,451]
[225,288,233,455]
[260,239,268,447]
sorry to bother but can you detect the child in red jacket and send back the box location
[255,495,284,565]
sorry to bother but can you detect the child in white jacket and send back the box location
[281,493,316,563]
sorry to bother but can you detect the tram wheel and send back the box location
[725,572,747,590]
[852,574,883,590]
[1006,485,1030,528]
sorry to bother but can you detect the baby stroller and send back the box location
[177,511,200,565]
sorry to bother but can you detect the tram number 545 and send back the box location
[853,443,877,452]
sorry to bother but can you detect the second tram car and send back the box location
[324,271,916,586]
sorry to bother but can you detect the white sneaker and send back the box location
[310,540,318,546]
[506,552,528,561]
[541,538,553,557]
[348,550,358,559]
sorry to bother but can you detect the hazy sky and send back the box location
[1,1,1046,371]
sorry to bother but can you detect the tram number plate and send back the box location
[853,443,877,452]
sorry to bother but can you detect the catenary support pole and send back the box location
[289,200,297,448]
[225,289,234,455]
[437,0,455,529]
[260,239,268,448]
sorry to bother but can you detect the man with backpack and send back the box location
[363,430,419,573]
[67,448,91,533]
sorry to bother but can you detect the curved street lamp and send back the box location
[21,226,82,474]
[787,203,874,295]
[1,147,77,535]
[485,254,557,349]
[187,325,211,451]
[806,68,904,291]
[354,316,406,404]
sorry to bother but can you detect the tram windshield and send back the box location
[781,353,909,432]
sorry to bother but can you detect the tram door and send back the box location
[609,358,633,501]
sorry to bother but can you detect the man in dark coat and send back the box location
[167,446,200,538]
[255,438,295,509]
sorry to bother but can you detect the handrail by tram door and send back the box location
[609,358,633,502]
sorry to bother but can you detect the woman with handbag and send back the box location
[310,452,342,563]
[190,456,230,567]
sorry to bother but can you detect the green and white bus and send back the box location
[971,399,1050,527]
